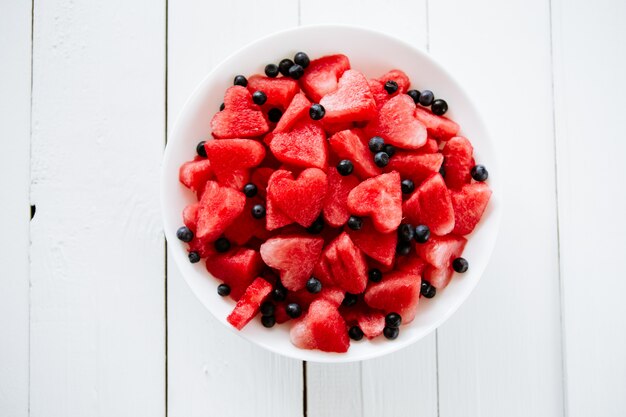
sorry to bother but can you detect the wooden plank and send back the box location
[429,1,564,416]
[166,2,304,416]
[0,1,32,416]
[29,1,166,416]
[551,0,626,415]
[299,2,438,417]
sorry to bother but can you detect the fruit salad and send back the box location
[176,52,492,353]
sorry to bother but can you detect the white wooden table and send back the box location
[2,0,625,416]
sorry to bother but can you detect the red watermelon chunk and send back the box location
[205,139,265,189]
[250,167,274,200]
[196,181,246,241]
[319,70,377,124]
[179,156,214,193]
[290,299,350,353]
[187,237,216,259]
[369,79,389,110]
[369,69,411,109]
[224,197,272,245]
[418,138,440,154]
[403,173,455,236]
[385,152,444,186]
[267,168,328,228]
[451,183,492,235]
[300,54,351,102]
[423,265,454,289]
[370,94,427,149]
[442,136,474,190]
[364,270,421,323]
[274,92,311,133]
[347,219,397,267]
[323,167,360,227]
[227,277,273,330]
[260,234,324,291]
[182,203,199,232]
[340,303,386,339]
[206,248,264,300]
[347,171,402,233]
[211,86,269,138]
[329,129,381,179]
[274,302,290,324]
[414,105,459,140]
[266,171,295,231]
[415,234,467,269]
[247,75,299,109]
[288,286,345,310]
[318,232,368,294]
[270,120,328,170]
[396,254,428,277]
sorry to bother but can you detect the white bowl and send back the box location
[161,25,502,363]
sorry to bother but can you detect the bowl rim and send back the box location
[162,24,502,363]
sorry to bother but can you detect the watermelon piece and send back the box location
[385,152,444,186]
[369,79,389,110]
[187,237,216,259]
[347,219,397,267]
[288,286,345,310]
[290,299,350,353]
[260,234,324,291]
[250,167,274,200]
[182,203,199,232]
[179,156,213,193]
[451,183,492,235]
[403,173,455,236]
[227,278,273,330]
[318,232,368,294]
[396,254,428,277]
[418,138,440,154]
[274,302,290,324]
[204,139,265,189]
[247,75,299,109]
[323,167,360,227]
[196,181,246,241]
[347,171,402,233]
[370,94,427,149]
[206,248,264,300]
[442,136,475,190]
[211,86,269,139]
[423,265,454,289]
[414,234,467,269]
[274,92,311,133]
[329,129,381,179]
[340,303,385,339]
[312,255,335,287]
[224,197,272,245]
[319,70,377,124]
[369,69,411,109]
[414,105,459,140]
[267,168,328,228]
[269,120,328,170]
[364,270,421,323]
[300,54,351,102]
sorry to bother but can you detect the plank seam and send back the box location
[28,0,35,415]
[302,361,308,417]
[164,0,169,415]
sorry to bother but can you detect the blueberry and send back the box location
[261,315,276,328]
[342,292,358,307]
[278,59,294,76]
[233,75,247,87]
[306,277,322,294]
[337,159,354,176]
[419,90,434,106]
[421,280,436,298]
[385,312,402,328]
[251,204,266,219]
[471,165,489,181]
[347,216,363,231]
[176,226,193,242]
[309,103,325,120]
[214,237,231,253]
[272,285,287,302]
[306,216,324,234]
[374,152,389,168]
[397,224,415,242]
[431,99,448,115]
[384,80,399,94]
[252,91,267,105]
[219,102,225,111]
[383,326,400,340]
[407,89,421,104]
[268,108,282,123]
[243,183,258,198]
[286,303,302,319]
[294,52,310,68]
[288,64,304,80]
[188,251,200,263]
[396,241,411,256]
[348,326,364,341]
[452,257,469,273]
[414,225,431,243]
[196,141,207,157]
[383,144,396,157]
[368,268,383,283]
[217,284,231,297]
[260,301,275,317]
[265,63,279,78]
[401,179,415,194]
[439,165,446,178]
[368,136,385,153]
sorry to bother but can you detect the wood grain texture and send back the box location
[0,1,32,416]
[300,2,439,417]
[166,2,304,416]
[29,1,166,416]
[551,0,626,415]
[429,1,564,416]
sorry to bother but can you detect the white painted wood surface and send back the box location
[2,0,626,416]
